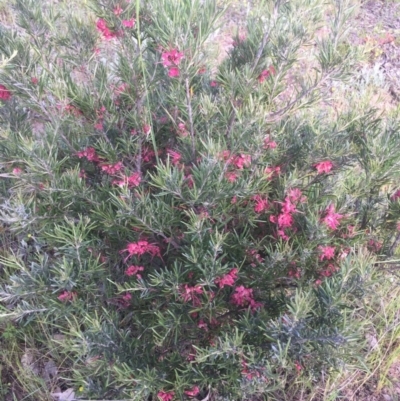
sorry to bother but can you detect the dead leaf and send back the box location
[51,388,75,401]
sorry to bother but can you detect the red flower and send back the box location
[184,386,200,397]
[391,189,400,201]
[219,150,231,161]
[320,264,338,277]
[230,285,262,311]
[12,167,22,175]
[253,195,269,213]
[288,267,301,279]
[0,84,11,101]
[177,122,189,137]
[322,204,343,230]
[120,240,161,262]
[58,290,77,302]
[157,391,175,401]
[167,149,182,165]
[180,284,203,305]
[264,165,281,180]
[281,197,297,214]
[198,319,208,330]
[277,229,290,241]
[77,147,102,163]
[314,160,333,174]
[113,172,141,188]
[277,212,294,229]
[122,19,135,28]
[101,161,123,175]
[122,292,132,303]
[114,83,129,95]
[125,265,144,278]
[168,67,180,77]
[225,171,239,183]
[142,146,156,163]
[31,77,39,85]
[319,245,335,261]
[113,5,123,15]
[232,154,251,169]
[263,136,277,149]
[257,65,275,83]
[367,239,382,253]
[96,19,116,40]
[161,48,184,67]
[294,361,303,373]
[215,268,238,289]
[287,188,306,203]
[210,80,218,87]
[185,174,194,188]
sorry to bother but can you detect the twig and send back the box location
[224,101,237,137]
[266,73,330,123]
[389,231,400,256]
[185,77,196,162]
[251,29,271,74]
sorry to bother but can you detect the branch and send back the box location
[185,77,196,162]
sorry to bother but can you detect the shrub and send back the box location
[0,0,400,399]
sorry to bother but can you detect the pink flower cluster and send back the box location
[232,153,252,169]
[367,238,382,253]
[125,265,144,279]
[263,135,277,150]
[252,195,269,214]
[318,245,335,261]
[0,84,11,101]
[12,167,22,175]
[180,284,203,306]
[101,161,123,175]
[220,151,251,169]
[246,249,264,267]
[96,19,116,40]
[166,149,182,166]
[314,160,333,174]
[77,147,102,163]
[391,189,400,201]
[58,290,77,302]
[220,151,252,182]
[94,105,106,130]
[269,188,306,240]
[264,165,281,181]
[214,268,238,289]
[120,240,161,262]
[161,48,184,78]
[177,122,189,137]
[118,292,132,308]
[77,146,141,189]
[230,286,262,311]
[321,204,343,230]
[241,359,265,380]
[122,19,135,28]
[184,386,200,397]
[320,263,338,277]
[112,172,141,188]
[257,65,276,83]
[157,391,175,401]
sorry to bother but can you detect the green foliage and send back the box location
[0,0,399,399]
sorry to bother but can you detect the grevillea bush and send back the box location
[1,0,400,399]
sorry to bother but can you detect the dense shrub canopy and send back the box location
[1,0,400,399]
